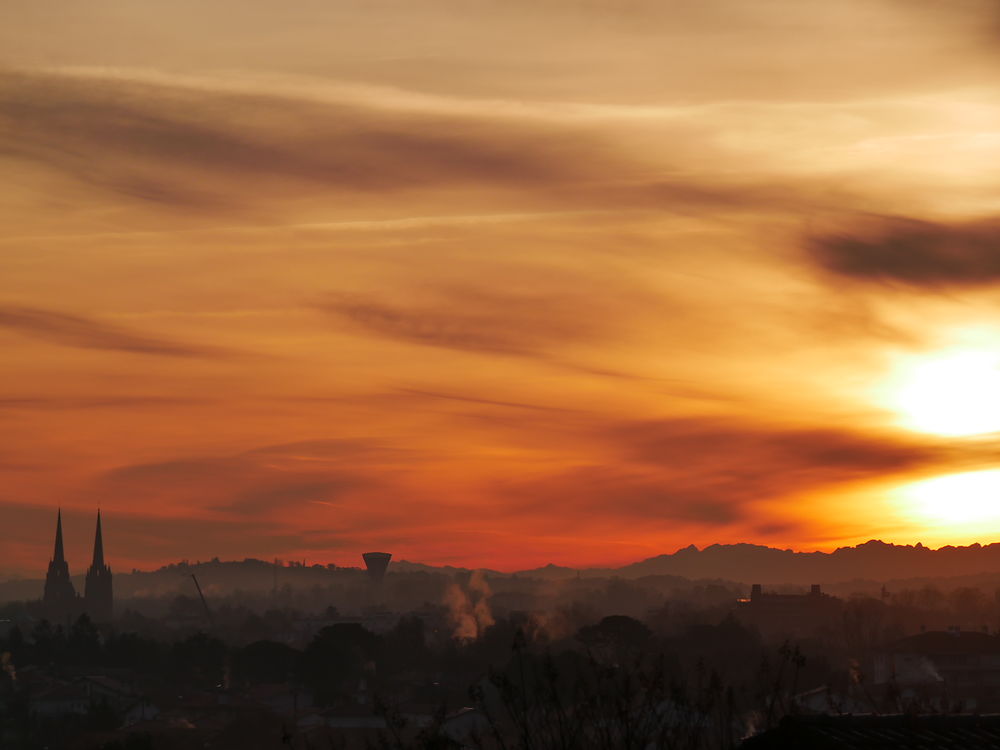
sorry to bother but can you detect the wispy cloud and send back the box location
[0,69,850,220]
[0,70,611,211]
[318,289,610,357]
[98,439,391,518]
[0,306,234,357]
[396,388,582,412]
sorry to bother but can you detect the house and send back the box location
[30,681,90,717]
[872,628,1000,710]
[78,675,160,725]
[296,708,388,750]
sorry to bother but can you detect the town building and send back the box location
[736,583,843,638]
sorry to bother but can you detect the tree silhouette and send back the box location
[299,623,381,706]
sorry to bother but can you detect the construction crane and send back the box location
[190,574,214,629]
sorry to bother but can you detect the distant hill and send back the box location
[0,558,371,606]
[6,541,1000,604]
[421,540,1000,586]
[389,560,503,577]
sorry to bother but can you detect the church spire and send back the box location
[53,508,65,563]
[43,508,77,617]
[91,509,104,568]
[84,509,113,622]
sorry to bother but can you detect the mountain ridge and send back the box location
[609,539,1000,584]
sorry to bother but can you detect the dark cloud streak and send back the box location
[99,439,388,518]
[808,217,1000,288]
[0,70,837,218]
[397,387,581,412]
[0,305,233,358]
[318,290,607,357]
[0,71,594,208]
[0,396,216,410]
[482,416,953,534]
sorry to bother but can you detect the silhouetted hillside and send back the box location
[0,558,371,606]
[615,540,1000,584]
[6,540,1000,605]
[399,540,1000,585]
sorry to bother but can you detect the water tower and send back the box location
[362,552,392,584]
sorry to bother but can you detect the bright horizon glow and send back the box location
[886,350,1000,437]
[898,469,1000,528]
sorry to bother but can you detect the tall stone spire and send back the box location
[43,508,77,619]
[84,510,113,622]
[53,508,66,563]
[91,509,104,568]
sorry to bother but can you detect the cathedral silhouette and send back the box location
[42,509,113,622]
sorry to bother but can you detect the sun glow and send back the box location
[886,350,1000,436]
[898,469,1000,528]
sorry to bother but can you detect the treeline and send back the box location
[0,609,839,749]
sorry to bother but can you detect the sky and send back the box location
[3,0,1000,575]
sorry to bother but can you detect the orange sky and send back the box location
[3,0,1000,576]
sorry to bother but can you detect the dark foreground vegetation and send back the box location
[3,570,1000,748]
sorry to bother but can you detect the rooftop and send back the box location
[888,631,1000,655]
[742,714,1000,749]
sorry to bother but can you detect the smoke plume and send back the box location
[444,569,495,640]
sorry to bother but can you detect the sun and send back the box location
[885,349,1000,437]
[897,469,1000,528]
